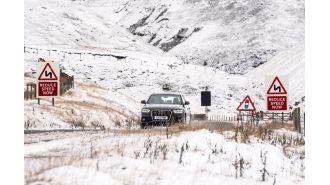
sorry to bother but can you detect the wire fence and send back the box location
[206,107,305,135]
[24,46,236,75]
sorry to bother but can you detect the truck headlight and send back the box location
[173,109,183,114]
[141,108,150,113]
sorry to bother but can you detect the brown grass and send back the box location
[108,122,208,136]
[77,81,107,91]
[217,123,305,148]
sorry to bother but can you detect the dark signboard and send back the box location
[201,91,211,106]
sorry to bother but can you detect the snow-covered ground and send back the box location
[25,129,304,185]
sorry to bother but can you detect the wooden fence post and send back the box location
[297,107,301,133]
[34,84,36,98]
[293,109,297,131]
[60,83,62,95]
[26,84,28,100]
[281,112,284,126]
[304,112,305,135]
[30,84,33,99]
[272,112,275,125]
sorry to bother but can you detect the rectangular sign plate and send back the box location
[37,82,59,97]
[267,96,287,111]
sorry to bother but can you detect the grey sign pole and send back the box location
[205,86,209,119]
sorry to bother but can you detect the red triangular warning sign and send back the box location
[236,95,256,111]
[267,76,287,94]
[38,63,58,80]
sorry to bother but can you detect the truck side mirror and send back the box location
[184,101,190,105]
[141,100,146,104]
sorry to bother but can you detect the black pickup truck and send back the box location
[140,93,191,128]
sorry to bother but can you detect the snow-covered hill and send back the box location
[103,0,305,73]
[25,0,304,74]
[24,0,162,56]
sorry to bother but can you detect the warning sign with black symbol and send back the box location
[38,63,59,80]
[267,76,287,94]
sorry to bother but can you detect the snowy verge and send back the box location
[25,129,304,185]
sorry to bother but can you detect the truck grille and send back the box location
[151,110,172,121]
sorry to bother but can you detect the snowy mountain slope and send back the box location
[24,49,265,116]
[24,0,162,55]
[246,41,305,108]
[25,0,304,74]
[100,0,304,73]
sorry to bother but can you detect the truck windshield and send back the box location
[147,94,182,105]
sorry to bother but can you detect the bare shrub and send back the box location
[260,150,269,181]
[232,154,239,179]
[114,118,121,127]
[143,138,152,158]
[185,141,189,150]
[66,116,86,129]
[110,141,125,157]
[211,144,219,155]
[161,144,168,160]
[239,155,246,177]
[25,118,32,130]
[125,115,139,129]
[179,144,185,164]
[134,151,140,159]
